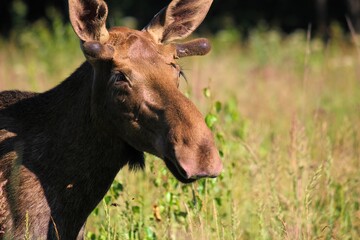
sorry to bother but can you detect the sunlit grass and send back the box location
[1,21,359,239]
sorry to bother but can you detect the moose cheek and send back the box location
[123,122,160,156]
[122,107,165,157]
[112,90,133,111]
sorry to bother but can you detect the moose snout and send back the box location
[187,157,223,180]
[185,153,223,180]
[163,92,223,183]
[174,138,223,181]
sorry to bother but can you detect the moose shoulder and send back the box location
[0,0,222,239]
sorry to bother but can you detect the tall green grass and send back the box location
[1,20,359,239]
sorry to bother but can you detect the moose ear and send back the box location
[69,0,109,43]
[143,0,213,44]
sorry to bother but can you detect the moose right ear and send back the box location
[144,0,213,44]
[69,0,109,43]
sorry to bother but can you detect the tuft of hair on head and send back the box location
[127,151,145,172]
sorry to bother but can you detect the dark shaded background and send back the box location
[1,0,360,37]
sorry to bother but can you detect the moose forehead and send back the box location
[108,27,176,67]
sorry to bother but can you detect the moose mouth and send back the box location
[164,157,196,184]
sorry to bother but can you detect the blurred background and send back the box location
[1,0,360,38]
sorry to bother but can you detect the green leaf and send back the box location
[145,227,157,240]
[203,87,211,98]
[219,150,224,157]
[215,101,222,113]
[166,192,172,204]
[132,205,140,214]
[104,195,112,205]
[214,197,222,206]
[205,114,218,128]
[113,181,124,192]
[92,207,99,216]
[86,232,97,240]
[111,181,124,199]
[216,132,225,143]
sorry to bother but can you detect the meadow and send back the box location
[0,18,359,239]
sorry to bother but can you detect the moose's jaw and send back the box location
[164,157,196,184]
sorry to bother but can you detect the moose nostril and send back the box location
[190,174,207,180]
[189,170,221,180]
[186,157,223,180]
[190,173,216,180]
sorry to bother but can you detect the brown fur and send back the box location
[0,0,221,239]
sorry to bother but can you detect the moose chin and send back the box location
[0,0,222,239]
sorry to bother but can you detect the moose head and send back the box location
[68,0,223,183]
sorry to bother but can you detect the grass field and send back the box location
[1,20,360,239]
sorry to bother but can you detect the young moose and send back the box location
[0,0,222,238]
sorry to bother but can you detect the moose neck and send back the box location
[32,61,133,196]
[8,61,143,235]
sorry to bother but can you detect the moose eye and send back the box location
[112,72,130,89]
[113,72,127,83]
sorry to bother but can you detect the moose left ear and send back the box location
[143,0,213,44]
[69,0,109,43]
